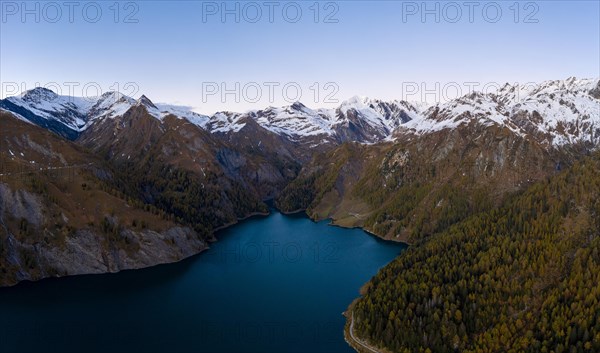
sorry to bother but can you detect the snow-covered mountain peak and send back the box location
[1,78,598,148]
[21,87,59,103]
[398,77,600,146]
[339,96,372,110]
[289,101,309,112]
[86,96,133,122]
[207,111,247,133]
[137,95,158,109]
[496,77,599,103]
[155,103,209,126]
[93,91,134,109]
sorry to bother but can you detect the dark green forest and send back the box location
[352,154,600,352]
[112,162,268,237]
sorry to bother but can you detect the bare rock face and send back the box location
[0,202,207,287]
[589,81,600,99]
[0,184,44,227]
[0,112,212,287]
[38,227,206,279]
[0,179,207,286]
[0,179,207,287]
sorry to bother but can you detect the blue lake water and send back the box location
[0,211,406,353]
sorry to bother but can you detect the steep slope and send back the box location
[277,78,599,243]
[348,152,600,353]
[277,121,575,243]
[332,97,420,142]
[205,98,422,144]
[499,77,600,146]
[0,88,424,145]
[0,111,206,287]
[399,77,600,148]
[1,76,598,288]
[2,78,597,148]
[77,106,272,235]
[0,89,190,140]
[0,88,92,139]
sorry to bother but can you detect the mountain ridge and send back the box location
[0,76,598,287]
[3,77,598,147]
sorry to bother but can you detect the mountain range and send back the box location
[0,77,598,288]
[3,77,598,147]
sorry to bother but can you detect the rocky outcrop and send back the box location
[39,227,204,280]
[1,222,206,287]
[0,181,207,287]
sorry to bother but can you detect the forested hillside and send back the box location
[0,112,207,286]
[351,153,600,352]
[277,123,568,243]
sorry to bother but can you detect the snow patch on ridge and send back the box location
[2,77,599,147]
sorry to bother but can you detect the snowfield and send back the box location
[2,77,599,147]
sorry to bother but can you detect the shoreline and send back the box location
[330,222,412,246]
[2,206,407,353]
[295,209,413,246]
[344,299,385,353]
[211,210,271,234]
[277,208,308,215]
[1,209,272,289]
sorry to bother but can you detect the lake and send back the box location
[0,211,406,353]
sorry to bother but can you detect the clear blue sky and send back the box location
[1,0,599,114]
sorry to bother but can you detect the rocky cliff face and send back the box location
[0,181,207,288]
[0,188,206,286]
[0,111,207,287]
